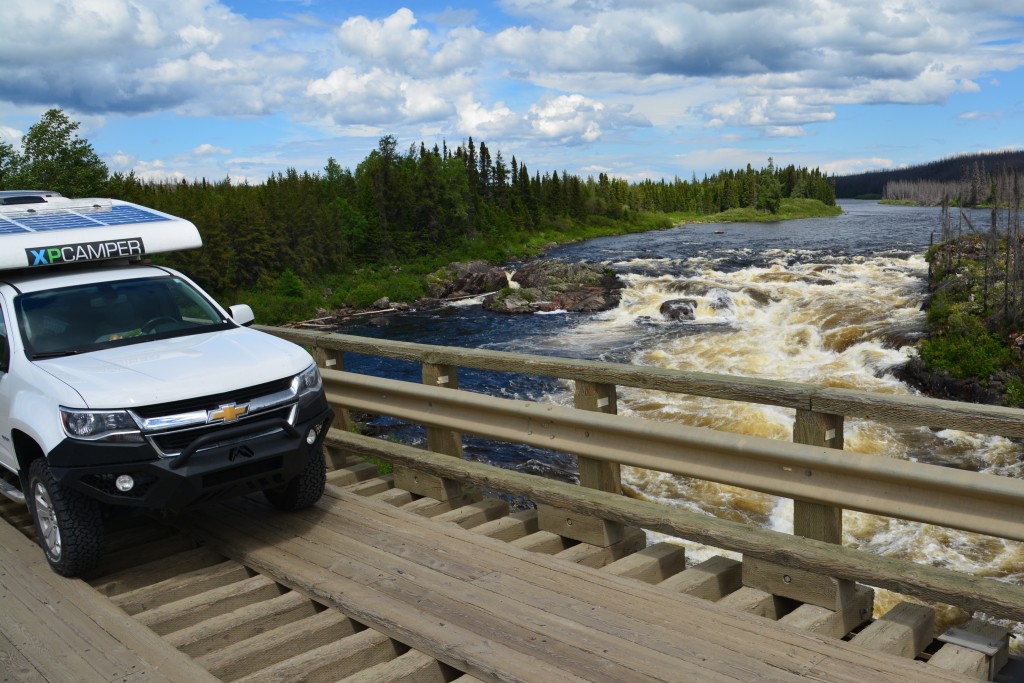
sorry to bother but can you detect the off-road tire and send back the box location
[27,458,104,577]
[263,446,326,511]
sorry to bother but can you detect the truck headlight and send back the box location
[295,363,323,400]
[60,408,144,443]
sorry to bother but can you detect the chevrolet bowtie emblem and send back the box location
[208,403,249,424]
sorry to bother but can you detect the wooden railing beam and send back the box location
[322,369,1024,543]
[262,328,1024,438]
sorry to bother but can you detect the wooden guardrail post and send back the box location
[393,363,471,501]
[538,381,631,547]
[313,345,350,469]
[792,409,844,544]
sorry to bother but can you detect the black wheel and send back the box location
[27,459,104,577]
[264,446,326,511]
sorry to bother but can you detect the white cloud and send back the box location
[193,143,231,156]
[336,9,430,71]
[529,94,605,144]
[5,0,1024,180]
[457,98,523,139]
[819,157,895,175]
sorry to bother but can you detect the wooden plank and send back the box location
[929,643,991,680]
[327,461,382,487]
[603,541,686,584]
[304,492,968,682]
[166,590,320,657]
[91,545,227,596]
[850,601,935,658]
[537,502,623,546]
[433,498,510,529]
[371,488,416,507]
[1,574,112,681]
[393,468,465,501]
[186,493,971,683]
[113,560,252,615]
[198,609,359,681]
[136,574,285,635]
[101,519,176,553]
[337,648,449,683]
[509,530,575,554]
[184,503,673,683]
[345,476,397,497]
[234,624,401,683]
[395,489,483,516]
[658,556,742,601]
[742,556,858,611]
[716,586,793,620]
[554,526,646,568]
[327,429,1024,623]
[99,534,198,575]
[778,585,874,638]
[0,519,219,682]
[0,631,45,682]
[471,510,539,542]
[930,619,1010,680]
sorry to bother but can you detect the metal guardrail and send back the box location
[261,326,1024,621]
[322,369,1024,543]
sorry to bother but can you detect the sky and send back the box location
[2,0,1024,185]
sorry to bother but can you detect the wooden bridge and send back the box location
[4,328,1024,682]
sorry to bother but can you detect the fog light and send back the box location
[306,428,317,446]
[115,475,135,492]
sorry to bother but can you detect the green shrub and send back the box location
[1005,377,1024,408]
[918,312,1013,379]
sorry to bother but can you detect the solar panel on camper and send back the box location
[1,204,169,232]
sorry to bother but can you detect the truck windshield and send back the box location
[16,276,233,359]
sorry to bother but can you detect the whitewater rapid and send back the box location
[537,247,1024,630]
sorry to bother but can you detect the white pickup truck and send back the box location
[0,191,333,576]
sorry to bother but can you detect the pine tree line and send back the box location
[0,110,836,302]
[885,163,1024,207]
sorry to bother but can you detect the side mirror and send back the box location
[229,304,255,327]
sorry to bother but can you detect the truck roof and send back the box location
[0,194,202,271]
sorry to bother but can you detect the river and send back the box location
[336,199,1024,628]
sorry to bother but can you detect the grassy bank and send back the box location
[908,234,1024,407]
[240,198,839,325]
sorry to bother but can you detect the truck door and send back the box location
[0,297,15,472]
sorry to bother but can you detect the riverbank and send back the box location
[253,198,841,326]
[895,233,1024,408]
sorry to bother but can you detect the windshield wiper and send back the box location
[31,349,83,360]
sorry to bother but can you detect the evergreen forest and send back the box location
[1,109,837,322]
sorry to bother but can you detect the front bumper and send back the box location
[47,397,333,510]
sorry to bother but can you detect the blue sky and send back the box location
[2,1,1024,185]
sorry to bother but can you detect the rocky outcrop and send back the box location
[483,260,624,314]
[426,261,509,299]
[893,357,1007,406]
[659,299,697,321]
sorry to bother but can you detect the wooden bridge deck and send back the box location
[2,470,994,682]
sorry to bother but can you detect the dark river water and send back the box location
[334,199,1024,618]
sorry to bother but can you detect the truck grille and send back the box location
[149,406,294,456]
[131,377,294,419]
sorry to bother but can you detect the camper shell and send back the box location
[0,192,332,576]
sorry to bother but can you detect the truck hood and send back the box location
[35,327,313,409]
